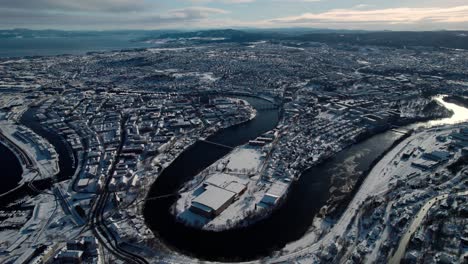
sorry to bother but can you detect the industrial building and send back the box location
[190,185,237,218]
[422,151,452,162]
[188,172,249,218]
[258,181,289,207]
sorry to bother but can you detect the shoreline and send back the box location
[219,114,446,234]
[443,95,468,107]
[0,141,23,196]
[137,98,260,252]
[139,95,458,261]
[0,121,59,192]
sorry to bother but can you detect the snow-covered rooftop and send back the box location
[192,185,236,212]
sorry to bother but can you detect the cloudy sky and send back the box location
[1,0,467,30]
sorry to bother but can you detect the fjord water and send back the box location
[0,36,152,58]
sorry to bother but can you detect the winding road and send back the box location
[389,189,468,264]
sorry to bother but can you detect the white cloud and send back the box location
[0,4,229,29]
[164,6,229,19]
[273,0,322,2]
[0,0,154,13]
[0,0,467,30]
[185,0,255,4]
[270,5,468,25]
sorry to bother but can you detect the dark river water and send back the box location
[20,107,76,183]
[0,143,23,195]
[2,95,464,260]
[0,107,76,205]
[143,97,403,261]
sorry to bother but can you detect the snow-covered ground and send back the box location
[173,72,220,83]
[389,190,468,264]
[225,147,263,173]
[0,121,59,183]
[0,181,84,263]
[174,145,274,230]
[270,123,467,263]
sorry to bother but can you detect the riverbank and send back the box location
[103,97,260,257]
[327,130,412,219]
[20,106,76,183]
[272,98,468,263]
[0,118,61,208]
[142,94,464,262]
[443,95,468,108]
[0,121,59,182]
[142,97,280,261]
[0,143,23,196]
[322,103,456,219]
[0,106,77,206]
[173,144,268,230]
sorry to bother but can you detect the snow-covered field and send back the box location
[174,145,271,230]
[225,147,263,173]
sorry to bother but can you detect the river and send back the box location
[427,96,468,126]
[0,94,465,260]
[0,107,77,205]
[0,143,23,195]
[144,103,403,260]
[20,107,77,183]
[143,95,468,261]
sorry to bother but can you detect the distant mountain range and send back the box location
[2,28,468,50]
[290,31,468,50]
[155,29,276,42]
[155,29,468,50]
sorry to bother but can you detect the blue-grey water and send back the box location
[0,36,153,58]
